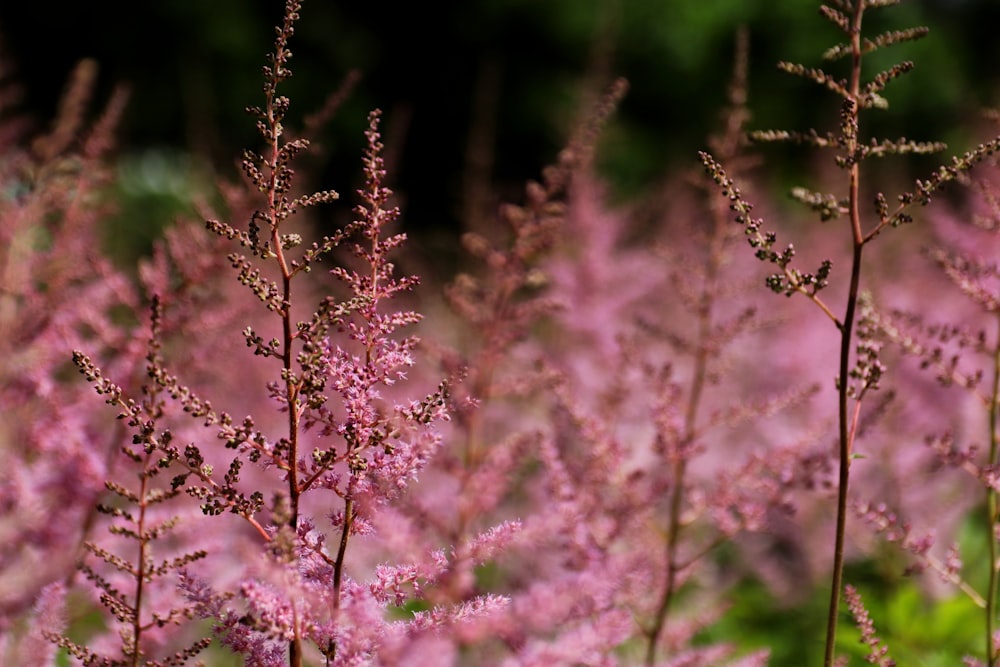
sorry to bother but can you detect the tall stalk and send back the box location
[698,1,996,661]
[824,7,866,664]
[643,243,716,666]
[645,31,750,663]
[987,314,1000,667]
[267,103,306,667]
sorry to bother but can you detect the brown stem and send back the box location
[68,420,129,588]
[130,459,151,667]
[330,189,386,660]
[327,492,356,663]
[986,314,1000,666]
[265,66,304,667]
[823,7,865,666]
[333,498,354,607]
[825,241,862,667]
[645,163,728,665]
[281,271,303,667]
[645,455,688,666]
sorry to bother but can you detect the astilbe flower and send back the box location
[394,33,813,666]
[45,2,510,665]
[503,343,799,667]
[0,47,303,665]
[50,297,228,666]
[385,37,809,666]
[0,57,146,636]
[377,78,671,665]
[99,4,507,665]
[2,582,66,665]
[526,31,813,665]
[287,75,616,666]
[852,499,972,591]
[177,250,472,659]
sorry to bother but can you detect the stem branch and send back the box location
[824,7,865,666]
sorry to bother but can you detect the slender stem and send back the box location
[462,303,507,472]
[824,7,865,666]
[645,455,688,666]
[801,290,841,327]
[644,331,712,665]
[266,72,304,667]
[131,460,150,667]
[333,498,354,606]
[279,272,300,533]
[329,451,356,662]
[280,266,302,667]
[331,253,374,610]
[68,420,129,588]
[645,172,727,666]
[825,241,862,667]
[331,197,385,661]
[986,314,1000,666]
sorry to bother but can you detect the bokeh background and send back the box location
[2,0,998,246]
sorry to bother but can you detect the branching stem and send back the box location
[645,151,729,665]
[263,30,304,667]
[824,5,865,666]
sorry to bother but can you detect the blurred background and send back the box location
[1,0,998,254]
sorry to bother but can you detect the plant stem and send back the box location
[825,242,862,667]
[333,498,354,609]
[824,6,865,666]
[986,314,1000,667]
[268,84,304,667]
[278,281,303,667]
[645,165,728,666]
[646,359,710,665]
[646,455,688,666]
[131,457,151,667]
[282,276,303,667]
[331,190,386,660]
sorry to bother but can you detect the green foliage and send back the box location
[693,574,828,666]
[692,501,995,667]
[697,567,981,667]
[837,583,980,666]
[104,149,208,264]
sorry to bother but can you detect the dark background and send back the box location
[2,0,998,244]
